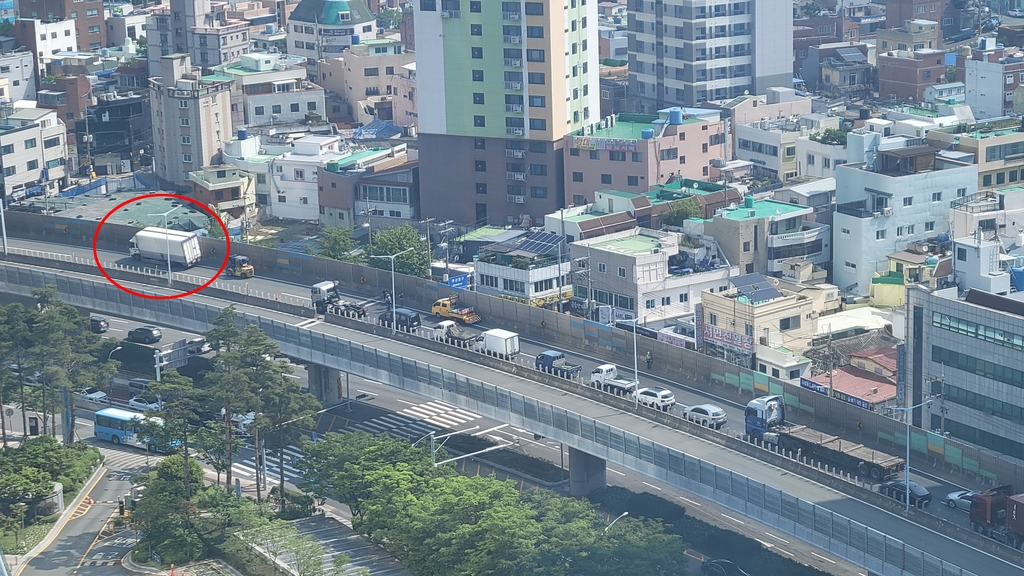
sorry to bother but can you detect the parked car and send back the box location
[1008,8,1024,17]
[78,387,109,403]
[127,325,162,344]
[701,559,751,576]
[634,387,676,410]
[880,480,932,507]
[128,395,162,412]
[90,316,109,333]
[945,490,977,511]
[682,404,728,429]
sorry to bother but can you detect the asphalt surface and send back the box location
[4,239,1021,575]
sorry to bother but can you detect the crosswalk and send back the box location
[96,444,164,477]
[351,401,482,440]
[231,401,483,486]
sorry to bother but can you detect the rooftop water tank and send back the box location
[101,48,110,57]
[744,195,754,209]
[238,128,248,140]
[641,128,654,139]
[936,233,950,243]
[352,34,361,45]
[266,23,275,34]
[926,255,939,266]
[1012,267,1024,292]
[668,108,684,125]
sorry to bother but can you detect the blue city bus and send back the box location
[93,407,166,450]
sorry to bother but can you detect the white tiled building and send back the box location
[833,144,977,297]
[0,107,68,200]
[215,52,325,127]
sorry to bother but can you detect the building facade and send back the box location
[906,285,1024,461]
[734,114,839,183]
[629,0,792,110]
[187,164,258,226]
[17,0,106,50]
[832,145,977,297]
[317,37,414,123]
[287,0,377,74]
[562,108,725,205]
[926,116,1024,193]
[145,0,251,76]
[877,49,946,103]
[215,52,324,127]
[957,37,1024,120]
[0,107,68,201]
[149,53,233,189]
[414,0,600,226]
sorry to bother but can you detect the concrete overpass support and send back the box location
[307,364,345,405]
[568,447,607,496]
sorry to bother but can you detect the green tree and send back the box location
[205,217,226,239]
[0,304,38,439]
[193,421,237,487]
[260,376,321,510]
[809,127,850,146]
[659,197,703,227]
[204,304,243,352]
[0,467,53,513]
[310,226,360,263]
[289,533,326,576]
[132,454,206,564]
[148,369,200,500]
[364,224,428,277]
[578,516,688,575]
[375,8,403,30]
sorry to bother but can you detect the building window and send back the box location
[473,93,485,105]
[471,47,483,59]
[23,138,35,149]
[182,153,192,162]
[257,174,266,184]
[180,117,190,126]
[291,103,300,112]
[88,25,100,34]
[645,299,655,310]
[525,2,543,14]
[469,0,480,12]
[529,164,546,176]
[26,160,37,170]
[2,166,13,176]
[572,171,583,182]
[601,174,611,184]
[364,67,379,76]
[254,106,265,115]
[598,262,606,273]
[476,183,487,194]
[627,176,639,186]
[278,195,286,203]
[590,150,600,160]
[526,26,543,38]
[609,151,626,161]
[983,174,992,187]
[932,192,942,202]
[474,138,486,149]
[531,186,547,198]
[779,316,800,331]
[529,118,546,130]
[178,100,189,108]
[631,152,642,162]
[526,49,545,62]
[43,137,60,148]
[475,160,487,172]
[471,24,482,35]
[528,72,545,84]
[294,169,305,180]
[957,187,967,197]
[307,102,317,111]
[743,241,751,252]
[845,261,857,270]
[617,267,626,277]
[473,115,485,127]
[903,196,913,207]
[181,136,191,144]
[472,70,484,81]
[925,221,935,231]
[529,95,545,107]
[876,229,886,240]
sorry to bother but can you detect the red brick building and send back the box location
[877,49,946,102]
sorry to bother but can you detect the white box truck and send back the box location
[129,227,202,268]
[476,328,520,359]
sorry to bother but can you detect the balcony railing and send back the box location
[441,9,460,18]
[505,104,524,113]
[504,81,523,90]
[502,11,521,20]
[503,58,522,67]
[506,171,528,181]
[506,127,525,136]
[503,35,522,44]
[507,194,526,204]
[505,149,526,158]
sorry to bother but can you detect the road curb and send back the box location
[12,464,106,576]
[121,551,165,574]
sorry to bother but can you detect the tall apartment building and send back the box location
[414,0,599,226]
[17,0,106,51]
[146,0,251,76]
[629,0,792,111]
[149,53,233,189]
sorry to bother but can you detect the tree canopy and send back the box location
[310,226,360,263]
[364,224,429,277]
[659,197,703,227]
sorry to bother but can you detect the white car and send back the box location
[78,387,109,404]
[682,404,728,429]
[1009,9,1024,17]
[634,387,676,410]
[128,395,162,412]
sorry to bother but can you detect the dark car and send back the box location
[127,325,162,344]
[880,480,932,507]
[701,559,751,576]
[90,316,109,333]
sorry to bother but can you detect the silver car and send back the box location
[946,490,976,511]
[683,403,728,429]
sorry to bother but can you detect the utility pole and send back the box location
[439,222,455,282]
[422,217,435,278]
[827,324,834,397]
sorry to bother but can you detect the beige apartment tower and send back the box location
[150,54,233,189]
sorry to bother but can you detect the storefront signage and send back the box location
[573,136,638,152]
[702,324,754,353]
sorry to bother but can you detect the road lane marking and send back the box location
[395,399,417,406]
[677,495,702,507]
[811,552,836,564]
[280,293,309,301]
[608,467,626,476]
[16,466,106,576]
[720,513,745,525]
[765,532,790,544]
[354,389,378,397]
[755,539,774,549]
[473,424,509,436]
[73,510,120,573]
[641,481,662,491]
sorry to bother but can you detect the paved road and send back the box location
[5,241,1020,575]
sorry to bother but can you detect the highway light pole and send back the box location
[618,316,641,409]
[148,206,181,285]
[369,247,413,334]
[891,399,932,512]
[107,346,122,361]
[604,511,628,532]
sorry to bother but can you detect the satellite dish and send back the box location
[744,90,750,95]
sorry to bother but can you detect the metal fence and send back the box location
[0,263,984,576]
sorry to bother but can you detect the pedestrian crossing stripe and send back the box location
[87,561,118,566]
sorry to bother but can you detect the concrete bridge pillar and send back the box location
[307,364,344,405]
[568,447,607,496]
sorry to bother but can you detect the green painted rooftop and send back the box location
[719,199,806,221]
[996,185,1024,194]
[903,106,939,118]
[456,226,524,243]
[202,74,234,84]
[579,113,704,140]
[563,211,609,222]
[653,179,727,195]
[587,233,662,256]
[323,148,392,171]
[872,271,905,285]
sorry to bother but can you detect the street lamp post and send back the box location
[369,247,413,334]
[148,206,181,285]
[438,221,454,281]
[107,346,122,361]
[618,316,641,408]
[361,207,376,248]
[891,399,933,512]
[604,511,628,532]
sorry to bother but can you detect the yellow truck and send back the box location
[431,294,481,324]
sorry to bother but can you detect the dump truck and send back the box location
[311,280,343,313]
[588,364,638,396]
[431,294,481,324]
[745,395,904,481]
[535,350,582,378]
[128,227,202,268]
[475,328,519,359]
[225,254,254,278]
[433,320,478,345]
[970,485,1024,552]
